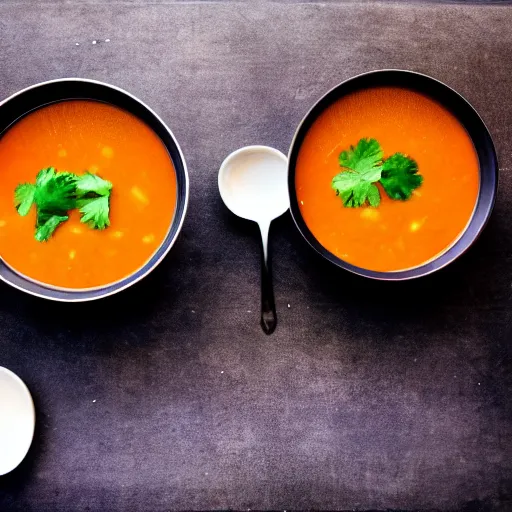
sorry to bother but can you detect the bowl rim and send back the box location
[0,77,189,301]
[287,69,499,280]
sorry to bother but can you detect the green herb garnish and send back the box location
[331,138,422,207]
[14,168,113,241]
[35,214,69,242]
[333,138,383,208]
[380,153,423,200]
[34,168,78,214]
[78,196,111,230]
[14,183,36,216]
[76,172,113,198]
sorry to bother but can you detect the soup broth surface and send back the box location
[295,86,480,272]
[0,100,177,288]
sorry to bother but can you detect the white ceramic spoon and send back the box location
[218,146,289,334]
[0,366,35,475]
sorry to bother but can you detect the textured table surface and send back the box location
[0,1,511,511]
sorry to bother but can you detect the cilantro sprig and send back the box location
[331,138,423,208]
[76,172,112,230]
[35,215,69,242]
[380,153,423,200]
[78,196,111,230]
[14,183,36,217]
[14,167,113,241]
[333,138,383,208]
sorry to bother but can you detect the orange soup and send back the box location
[295,87,480,272]
[0,100,177,288]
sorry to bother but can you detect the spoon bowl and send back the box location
[218,146,289,224]
[219,146,289,333]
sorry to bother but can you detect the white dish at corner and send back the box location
[0,367,35,475]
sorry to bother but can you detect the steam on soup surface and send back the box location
[295,86,480,272]
[0,100,176,288]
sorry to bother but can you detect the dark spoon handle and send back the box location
[261,256,277,334]
[259,221,277,335]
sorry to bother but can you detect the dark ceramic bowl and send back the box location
[0,78,189,300]
[288,70,498,280]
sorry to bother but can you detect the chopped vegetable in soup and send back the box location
[295,86,479,272]
[0,100,177,288]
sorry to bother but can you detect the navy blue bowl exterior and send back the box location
[0,79,188,300]
[288,70,498,280]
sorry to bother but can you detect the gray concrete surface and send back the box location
[0,1,511,510]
